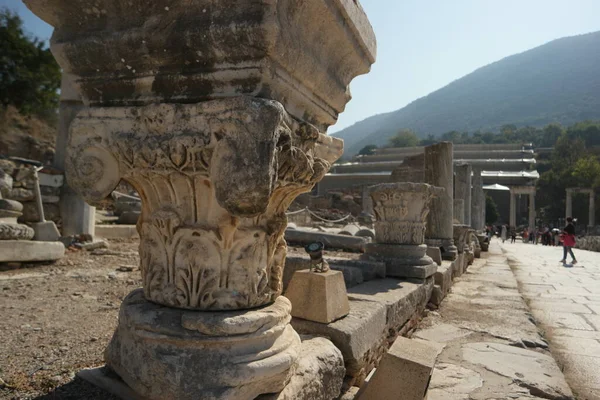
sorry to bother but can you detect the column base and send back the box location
[103,289,301,400]
[80,337,344,400]
[362,243,438,279]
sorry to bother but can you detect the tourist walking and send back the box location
[501,225,508,243]
[560,217,577,265]
[510,228,516,243]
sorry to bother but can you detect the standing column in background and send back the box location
[471,167,485,231]
[55,74,95,237]
[589,191,595,230]
[566,189,573,219]
[454,163,472,226]
[424,142,457,260]
[509,190,517,228]
[529,190,536,230]
[454,199,465,224]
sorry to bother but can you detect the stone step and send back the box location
[291,278,433,386]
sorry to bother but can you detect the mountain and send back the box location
[334,31,600,157]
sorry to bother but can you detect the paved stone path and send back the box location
[415,244,573,399]
[502,240,600,400]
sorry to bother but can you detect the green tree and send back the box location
[0,8,61,118]
[419,134,437,146]
[388,129,419,148]
[571,155,600,188]
[485,195,499,224]
[357,144,377,156]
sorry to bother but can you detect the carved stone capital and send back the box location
[66,97,342,310]
[368,183,443,245]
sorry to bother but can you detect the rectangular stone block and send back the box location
[433,261,453,295]
[286,270,350,324]
[291,298,387,382]
[348,278,434,336]
[357,336,439,400]
[426,246,442,265]
[386,261,437,280]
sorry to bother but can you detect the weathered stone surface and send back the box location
[117,211,140,225]
[424,143,457,261]
[64,98,343,311]
[0,198,23,213]
[286,270,350,324]
[427,363,483,400]
[105,290,301,400]
[31,221,61,242]
[19,202,60,223]
[357,336,439,400]
[284,256,377,291]
[259,337,345,400]
[95,225,138,239]
[462,342,573,400]
[427,246,442,265]
[339,224,360,236]
[0,168,13,196]
[348,278,433,332]
[368,183,441,245]
[24,0,376,131]
[285,229,368,253]
[0,240,64,262]
[0,223,35,240]
[291,298,387,382]
[386,261,437,279]
[6,188,34,203]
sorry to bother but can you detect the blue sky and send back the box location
[4,0,600,133]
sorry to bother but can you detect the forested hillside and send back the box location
[335,31,600,157]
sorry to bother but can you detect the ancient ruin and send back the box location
[363,183,442,279]
[23,0,376,398]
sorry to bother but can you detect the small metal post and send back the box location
[32,166,46,223]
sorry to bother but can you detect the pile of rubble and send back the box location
[0,158,62,227]
[576,235,600,252]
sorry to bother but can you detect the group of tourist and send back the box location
[486,218,578,265]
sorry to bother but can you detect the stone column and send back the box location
[363,183,442,280]
[55,74,95,237]
[23,1,376,399]
[454,199,465,224]
[454,163,472,226]
[590,192,596,228]
[566,189,573,219]
[509,190,516,228]
[424,142,457,260]
[529,190,536,230]
[471,167,485,231]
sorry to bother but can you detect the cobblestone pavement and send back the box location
[501,240,600,400]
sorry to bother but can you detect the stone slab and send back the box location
[286,270,350,324]
[95,224,139,239]
[0,240,64,262]
[291,298,387,381]
[386,261,437,279]
[462,342,574,399]
[357,336,439,400]
[348,278,433,334]
[285,229,367,253]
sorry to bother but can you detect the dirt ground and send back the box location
[0,239,354,399]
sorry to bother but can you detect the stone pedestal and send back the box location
[286,270,350,324]
[106,290,299,400]
[363,183,441,280]
[23,0,376,398]
[424,143,457,260]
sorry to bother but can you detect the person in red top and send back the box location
[560,217,577,265]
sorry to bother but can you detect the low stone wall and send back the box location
[576,236,600,252]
